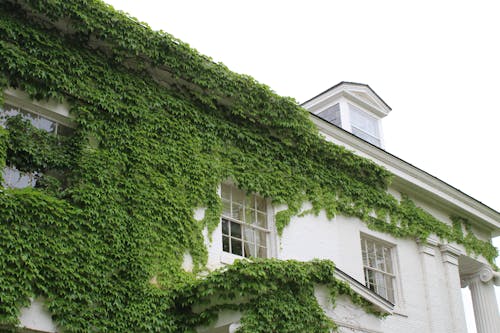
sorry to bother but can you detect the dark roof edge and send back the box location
[335,267,394,308]
[309,112,500,217]
[301,81,392,111]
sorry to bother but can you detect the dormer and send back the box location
[302,82,391,148]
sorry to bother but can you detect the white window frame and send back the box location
[1,89,73,188]
[360,234,397,304]
[3,89,72,127]
[219,183,275,263]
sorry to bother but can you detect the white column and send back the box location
[440,244,468,333]
[461,266,500,333]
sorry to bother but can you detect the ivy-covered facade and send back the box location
[1,1,499,332]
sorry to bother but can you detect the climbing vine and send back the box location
[0,0,497,332]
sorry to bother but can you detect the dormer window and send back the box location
[302,82,391,149]
[349,104,381,146]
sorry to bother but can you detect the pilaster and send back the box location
[417,237,441,333]
[439,244,467,333]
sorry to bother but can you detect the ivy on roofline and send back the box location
[0,1,496,332]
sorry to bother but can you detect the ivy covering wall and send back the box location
[0,1,496,332]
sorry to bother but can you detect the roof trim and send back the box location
[309,113,500,234]
[334,267,394,314]
[301,81,392,111]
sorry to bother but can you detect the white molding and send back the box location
[4,89,73,127]
[302,82,391,117]
[310,115,500,235]
[440,244,463,266]
[335,320,383,333]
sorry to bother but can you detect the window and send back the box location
[1,99,73,188]
[349,104,381,146]
[221,184,269,258]
[361,235,396,303]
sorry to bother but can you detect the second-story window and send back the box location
[1,101,73,188]
[221,184,269,258]
[361,235,396,303]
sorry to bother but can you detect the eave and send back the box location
[334,268,394,314]
[310,113,500,236]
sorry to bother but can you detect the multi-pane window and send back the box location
[361,236,396,303]
[221,184,269,258]
[350,104,381,147]
[1,103,73,188]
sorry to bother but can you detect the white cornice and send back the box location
[310,115,500,235]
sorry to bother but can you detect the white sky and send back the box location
[104,1,499,331]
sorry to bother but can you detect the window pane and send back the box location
[221,219,229,235]
[386,276,395,303]
[376,245,385,271]
[230,221,242,239]
[243,227,255,244]
[2,167,35,188]
[256,230,267,248]
[243,242,255,258]
[384,247,393,273]
[257,246,267,258]
[222,199,231,216]
[246,194,254,209]
[361,249,367,265]
[365,269,375,291]
[256,212,267,228]
[222,236,230,252]
[1,104,20,127]
[256,196,266,212]
[232,188,245,205]
[367,250,376,268]
[231,239,242,256]
[221,183,231,200]
[246,208,256,225]
[19,108,38,127]
[38,116,56,133]
[231,203,243,220]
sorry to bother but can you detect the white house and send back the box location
[3,64,499,333]
[197,82,500,333]
[1,2,499,333]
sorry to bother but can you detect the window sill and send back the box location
[220,251,246,265]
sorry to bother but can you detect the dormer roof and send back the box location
[301,81,391,118]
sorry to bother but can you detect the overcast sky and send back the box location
[103,1,499,331]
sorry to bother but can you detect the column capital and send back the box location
[462,265,500,332]
[461,266,500,288]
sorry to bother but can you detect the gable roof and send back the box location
[302,81,392,112]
